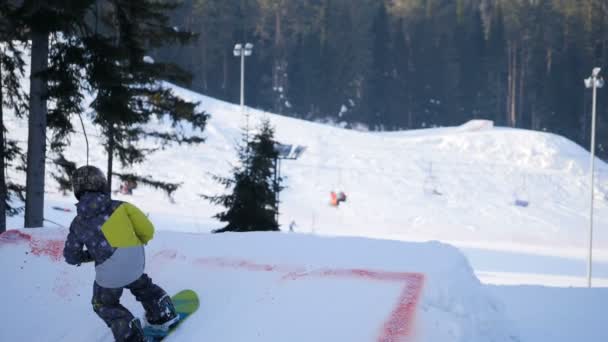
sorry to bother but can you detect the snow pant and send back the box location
[92,274,170,342]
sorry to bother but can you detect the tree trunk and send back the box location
[24,30,49,228]
[200,32,208,91]
[507,41,518,127]
[517,48,526,127]
[222,50,228,92]
[273,6,282,88]
[0,61,6,234]
[273,6,287,113]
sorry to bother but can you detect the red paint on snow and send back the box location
[282,267,421,283]
[53,270,73,298]
[30,238,65,261]
[379,273,425,342]
[1,231,426,341]
[194,257,299,274]
[0,230,32,244]
[192,256,425,342]
[153,249,178,260]
[0,230,65,261]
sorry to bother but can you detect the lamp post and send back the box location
[234,43,254,135]
[584,67,604,288]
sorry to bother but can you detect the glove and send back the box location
[80,250,95,264]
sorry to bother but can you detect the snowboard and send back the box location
[143,289,200,341]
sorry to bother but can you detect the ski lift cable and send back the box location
[77,112,90,166]
[43,218,67,229]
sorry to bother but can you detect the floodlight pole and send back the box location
[584,67,604,288]
[234,43,253,139]
[240,48,245,114]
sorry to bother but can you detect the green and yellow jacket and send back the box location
[64,192,154,288]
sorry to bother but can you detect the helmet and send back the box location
[72,165,108,199]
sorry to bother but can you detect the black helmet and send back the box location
[72,165,108,199]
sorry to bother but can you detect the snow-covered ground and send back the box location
[3,78,608,341]
[1,228,520,341]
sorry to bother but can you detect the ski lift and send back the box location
[328,166,348,207]
[422,162,443,196]
[513,174,530,207]
[329,191,347,207]
[51,206,73,212]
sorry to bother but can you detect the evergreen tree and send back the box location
[22,2,52,228]
[288,30,323,119]
[113,172,181,201]
[82,0,209,192]
[460,7,486,121]
[190,0,242,97]
[481,3,508,126]
[14,0,93,227]
[50,153,77,195]
[0,2,28,233]
[54,0,608,159]
[206,119,282,233]
[390,17,415,129]
[361,2,393,128]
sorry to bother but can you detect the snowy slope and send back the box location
[8,83,608,264]
[3,70,608,341]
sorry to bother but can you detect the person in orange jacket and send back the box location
[330,191,339,206]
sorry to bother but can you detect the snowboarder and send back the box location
[63,166,178,342]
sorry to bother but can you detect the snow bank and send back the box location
[489,285,608,342]
[0,228,519,342]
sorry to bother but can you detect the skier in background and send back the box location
[289,220,297,232]
[63,166,178,342]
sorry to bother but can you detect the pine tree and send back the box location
[113,172,181,201]
[50,153,77,196]
[14,0,93,227]
[361,2,393,128]
[206,119,282,233]
[82,0,209,193]
[0,2,28,233]
[481,3,508,126]
[190,0,241,96]
[288,30,323,119]
[22,1,51,228]
[321,0,374,124]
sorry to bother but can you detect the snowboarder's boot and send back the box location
[123,318,144,342]
[146,294,179,331]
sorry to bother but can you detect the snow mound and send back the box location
[0,228,519,342]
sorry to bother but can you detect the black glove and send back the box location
[80,250,95,264]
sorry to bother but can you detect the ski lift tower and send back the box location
[273,143,307,225]
[584,67,604,287]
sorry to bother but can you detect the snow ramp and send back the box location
[0,229,519,342]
